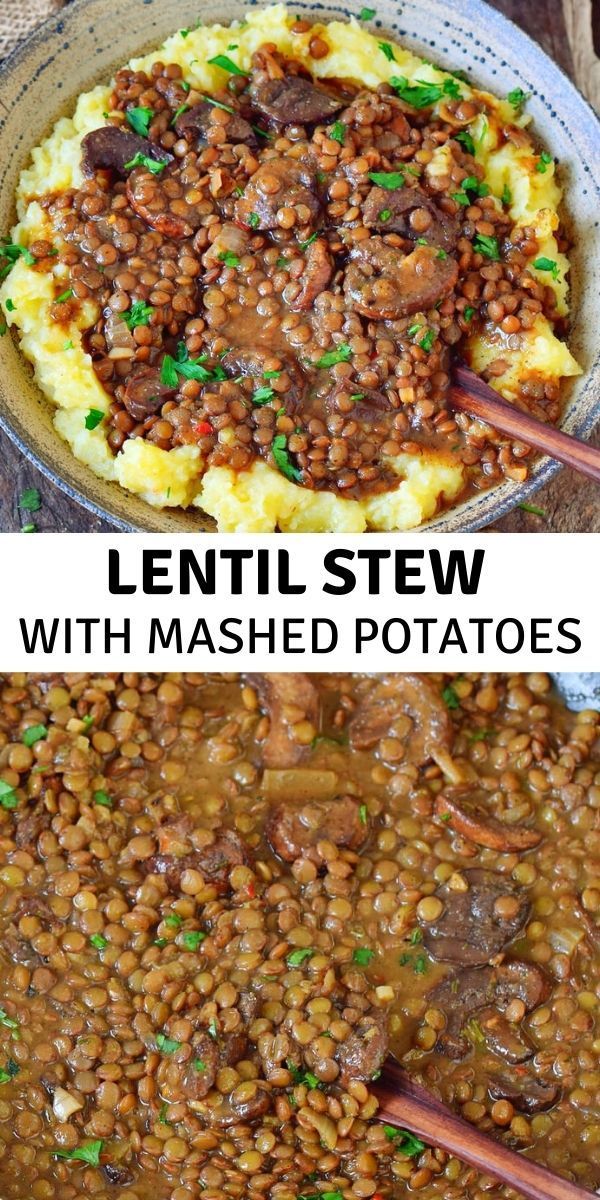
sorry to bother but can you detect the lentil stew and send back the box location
[0,672,599,1199]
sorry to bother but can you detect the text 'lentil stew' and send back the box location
[0,671,599,1199]
[0,8,581,530]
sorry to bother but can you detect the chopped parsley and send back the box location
[413,954,428,976]
[218,250,240,268]
[194,1058,206,1072]
[536,151,554,174]
[389,75,460,109]
[352,947,375,966]
[286,1061,321,1090]
[472,233,501,261]
[329,121,346,145]
[21,524,36,534]
[0,1059,19,1084]
[90,934,108,950]
[126,106,154,136]
[442,683,460,709]
[207,1018,218,1039]
[455,130,475,156]
[409,928,422,944]
[378,42,396,62]
[0,1008,19,1029]
[55,288,74,303]
[507,86,531,111]
[467,728,496,743]
[407,323,422,337]
[460,175,489,198]
[22,724,47,747]
[314,343,352,368]
[518,501,547,518]
[463,305,476,322]
[383,1126,425,1157]
[368,170,404,189]
[359,804,368,824]
[247,212,260,229]
[0,782,18,807]
[19,488,41,512]
[419,329,436,352]
[63,339,74,350]
[181,81,191,93]
[165,913,183,928]
[182,930,207,951]
[207,54,249,76]
[264,369,282,379]
[299,232,319,251]
[5,299,16,312]
[276,256,290,269]
[156,1033,181,1054]
[160,346,226,388]
[0,241,36,280]
[84,408,105,431]
[358,6,376,18]
[122,300,154,329]
[53,1141,103,1167]
[451,190,471,207]
[379,208,392,222]
[252,386,276,405]
[287,947,315,966]
[464,1017,485,1045]
[501,184,512,206]
[272,433,302,482]
[171,104,189,126]
[533,256,560,280]
[93,790,112,807]
[123,152,167,175]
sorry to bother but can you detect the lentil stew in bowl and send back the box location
[0,671,599,1197]
[0,5,583,532]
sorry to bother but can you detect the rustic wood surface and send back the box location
[0,0,598,532]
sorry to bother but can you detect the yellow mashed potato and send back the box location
[0,4,581,531]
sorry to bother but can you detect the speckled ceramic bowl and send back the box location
[0,0,599,532]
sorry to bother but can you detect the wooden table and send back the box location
[0,0,598,532]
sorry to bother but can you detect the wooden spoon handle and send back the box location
[451,366,600,485]
[375,1062,593,1200]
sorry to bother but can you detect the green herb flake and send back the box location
[247,212,260,229]
[455,130,475,156]
[368,170,404,189]
[383,1126,425,1157]
[123,152,167,175]
[463,305,476,322]
[218,250,240,268]
[472,233,501,261]
[53,1141,104,1167]
[464,1017,485,1045]
[359,804,368,824]
[84,408,105,431]
[536,151,554,174]
[451,190,470,206]
[0,1008,19,1030]
[298,231,319,251]
[286,1061,322,1090]
[19,488,41,512]
[467,728,496,743]
[21,524,36,534]
[329,121,346,145]
[90,934,108,950]
[123,300,154,329]
[378,208,392,222]
[263,369,282,380]
[518,501,547,518]
[165,913,183,929]
[0,320,6,336]
[22,724,47,747]
[194,1058,206,1072]
[0,1059,19,1084]
[352,947,375,966]
[315,343,352,369]
[5,299,16,312]
[532,256,560,280]
[272,433,302,482]
[54,288,74,304]
[171,104,190,126]
[63,339,74,350]
[442,683,460,710]
[358,6,376,18]
[181,81,191,93]
[409,927,422,945]
[413,954,428,976]
[415,236,428,245]
[287,947,315,966]
[501,184,512,206]
[158,1102,171,1123]
[419,329,436,352]
[252,385,275,405]
[378,41,396,62]
[0,241,36,280]
[182,930,207,951]
[93,789,112,807]
[389,74,459,110]
[156,1033,181,1054]
[507,86,531,111]
[126,106,154,136]
[154,938,168,948]
[207,54,249,76]
[207,1018,218,1039]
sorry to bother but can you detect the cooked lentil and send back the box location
[0,672,598,1200]
[32,33,570,504]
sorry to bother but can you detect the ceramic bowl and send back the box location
[0,0,599,532]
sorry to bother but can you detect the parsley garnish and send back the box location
[272,433,301,482]
[19,488,41,512]
[22,724,47,747]
[0,1008,19,1029]
[5,299,16,312]
[442,683,460,709]
[389,75,460,109]
[207,54,248,76]
[352,947,375,965]
[182,930,206,951]
[463,306,476,322]
[252,386,275,405]
[419,329,435,352]
[218,251,240,268]
[359,804,368,824]
[383,1126,425,1157]
[379,208,392,222]
[455,130,475,156]
[53,1142,103,1167]
[156,1033,181,1054]
[501,184,512,206]
[165,913,183,928]
[368,170,404,189]
[286,1061,322,1090]
[536,151,553,174]
[314,343,352,368]
[507,87,531,111]
[264,369,282,379]
[287,948,315,966]
[413,954,428,975]
[472,233,500,260]
[126,106,154,136]
[93,789,112,807]
[378,42,396,62]
[122,300,154,329]
[518,501,547,518]
[84,408,105,430]
[358,6,376,18]
[171,104,189,126]
[90,934,108,950]
[160,348,226,388]
[55,288,73,303]
[451,190,471,206]
[0,1059,19,1084]
[533,256,560,280]
[194,1058,206,1072]
[329,121,346,144]
[123,152,167,175]
[247,212,260,229]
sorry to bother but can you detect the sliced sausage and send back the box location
[477,1008,534,1064]
[247,673,319,769]
[250,74,343,126]
[222,349,306,412]
[343,238,458,320]
[336,1010,388,1086]
[420,869,529,966]
[81,127,171,178]
[126,167,204,238]
[493,960,551,1012]
[429,959,550,1059]
[202,1081,271,1127]
[489,1073,561,1114]
[292,237,333,310]
[175,101,257,146]
[144,831,251,895]
[348,674,453,765]
[122,366,176,422]
[235,158,321,231]
[362,187,460,251]
[266,795,368,864]
[434,790,542,852]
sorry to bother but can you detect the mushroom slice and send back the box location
[348,673,453,766]
[434,789,542,852]
[343,238,458,320]
[246,673,319,768]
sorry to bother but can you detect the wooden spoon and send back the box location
[373,1060,593,1200]
[451,364,600,485]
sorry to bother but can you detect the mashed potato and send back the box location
[0,4,581,531]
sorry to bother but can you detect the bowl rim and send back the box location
[0,0,599,533]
